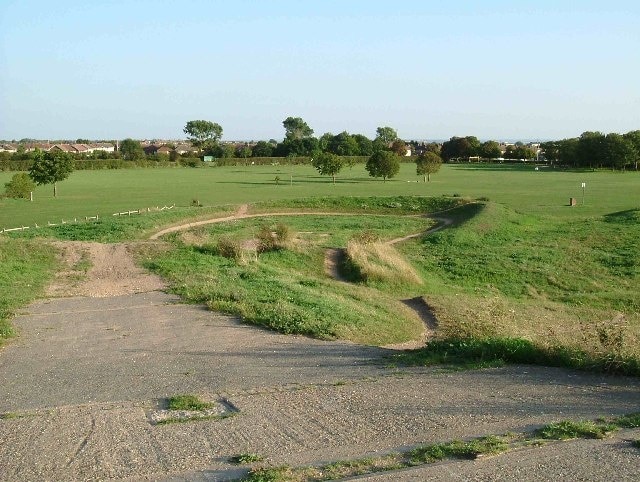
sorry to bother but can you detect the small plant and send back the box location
[191,199,202,207]
[217,237,243,260]
[167,394,212,411]
[274,223,291,244]
[4,173,35,199]
[274,175,281,185]
[256,224,276,253]
[632,439,640,449]
[535,420,616,440]
[245,465,291,482]
[230,453,265,464]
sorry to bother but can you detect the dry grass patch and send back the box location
[429,292,640,360]
[346,235,422,286]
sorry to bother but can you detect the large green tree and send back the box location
[440,136,481,161]
[119,138,145,160]
[283,116,314,140]
[328,131,360,156]
[623,130,640,170]
[252,141,274,157]
[366,150,400,182]
[479,140,502,159]
[312,152,344,183]
[605,133,637,170]
[375,126,398,145]
[28,150,74,197]
[183,120,223,150]
[416,151,443,182]
[577,131,606,168]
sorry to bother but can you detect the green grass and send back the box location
[391,337,640,376]
[535,420,617,440]
[2,164,637,229]
[145,212,433,344]
[230,453,265,464]
[166,394,213,411]
[2,164,639,370]
[0,238,57,345]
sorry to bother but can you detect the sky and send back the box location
[1,0,638,142]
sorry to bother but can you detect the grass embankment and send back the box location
[145,196,459,345]
[396,203,640,374]
[0,238,57,346]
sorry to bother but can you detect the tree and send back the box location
[390,139,408,156]
[623,130,640,170]
[375,126,398,145]
[353,134,374,156]
[604,133,637,170]
[283,116,313,140]
[236,145,252,160]
[366,150,400,182]
[479,141,502,159]
[119,138,145,160]
[328,131,360,156]
[416,151,442,182]
[183,120,223,150]
[252,141,274,157]
[440,136,480,161]
[4,172,35,199]
[312,152,344,183]
[577,131,606,168]
[28,150,74,197]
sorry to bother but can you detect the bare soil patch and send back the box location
[47,241,166,298]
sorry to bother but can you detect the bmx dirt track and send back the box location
[1,212,639,481]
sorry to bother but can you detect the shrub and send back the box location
[3,173,35,199]
[256,224,276,253]
[217,237,242,260]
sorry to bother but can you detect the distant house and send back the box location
[143,144,160,155]
[156,146,173,155]
[0,144,17,153]
[49,144,75,153]
[89,143,115,153]
[174,144,195,155]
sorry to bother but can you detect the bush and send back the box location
[3,173,35,199]
[256,224,276,253]
[217,237,242,260]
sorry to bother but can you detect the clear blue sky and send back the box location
[1,0,638,141]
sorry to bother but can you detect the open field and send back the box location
[1,164,639,370]
[2,163,638,228]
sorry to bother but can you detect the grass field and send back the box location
[2,163,638,228]
[1,163,639,372]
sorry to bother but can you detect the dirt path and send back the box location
[2,205,639,480]
[46,241,166,298]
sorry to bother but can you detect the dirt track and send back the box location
[1,207,639,481]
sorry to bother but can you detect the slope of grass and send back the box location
[145,214,433,345]
[0,238,57,345]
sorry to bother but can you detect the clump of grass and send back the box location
[345,233,422,286]
[256,223,293,253]
[535,420,617,440]
[230,453,265,464]
[631,440,640,449]
[409,435,508,463]
[217,237,243,260]
[391,337,640,376]
[0,238,57,346]
[167,394,212,411]
[245,465,292,482]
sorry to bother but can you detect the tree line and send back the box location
[541,131,640,170]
